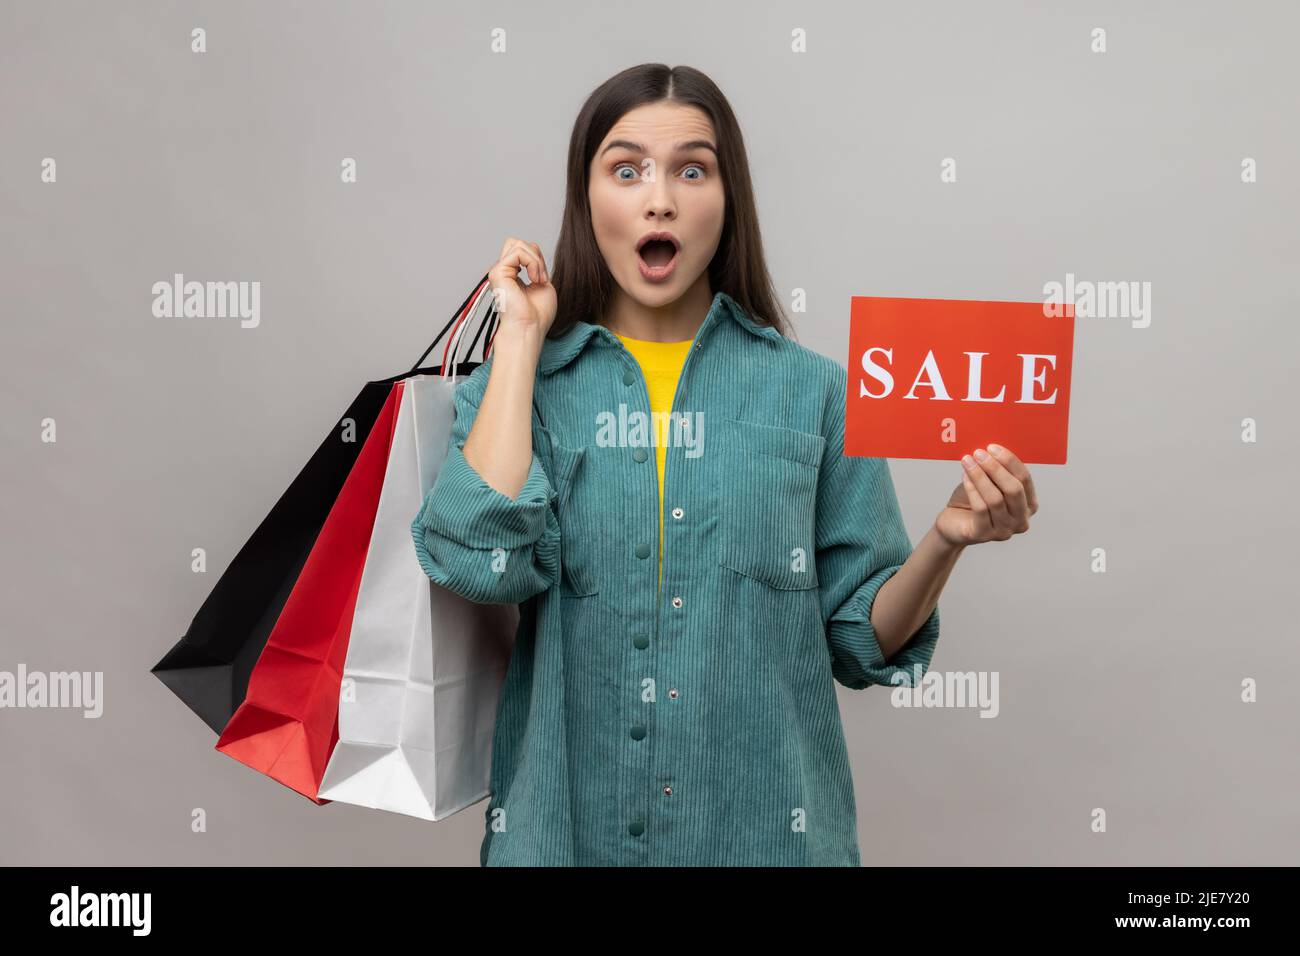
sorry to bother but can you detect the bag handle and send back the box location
[441,281,497,383]
[463,294,500,364]
[407,272,496,375]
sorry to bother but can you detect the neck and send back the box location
[603,276,713,342]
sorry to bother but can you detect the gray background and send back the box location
[2,0,1296,865]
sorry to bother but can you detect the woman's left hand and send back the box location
[933,444,1039,548]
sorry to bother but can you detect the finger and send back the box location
[507,240,544,285]
[496,241,544,287]
[952,479,970,508]
[987,444,1038,515]
[973,448,1029,529]
[962,452,1010,532]
[525,241,549,284]
[960,471,994,539]
[493,237,541,285]
[485,265,523,317]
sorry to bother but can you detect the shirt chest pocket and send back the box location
[717,418,825,591]
[547,437,601,598]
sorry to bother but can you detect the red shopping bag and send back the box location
[215,380,406,802]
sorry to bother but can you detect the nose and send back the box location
[644,170,676,221]
[644,202,675,222]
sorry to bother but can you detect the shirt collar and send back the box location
[537,289,781,377]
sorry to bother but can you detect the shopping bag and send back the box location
[153,275,496,734]
[317,372,516,820]
[211,274,504,804]
[214,380,404,802]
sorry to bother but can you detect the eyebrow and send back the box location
[600,139,718,158]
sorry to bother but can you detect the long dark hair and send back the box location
[547,63,791,340]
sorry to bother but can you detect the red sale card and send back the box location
[845,296,1075,464]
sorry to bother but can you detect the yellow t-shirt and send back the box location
[613,332,695,589]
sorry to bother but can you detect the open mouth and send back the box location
[636,233,681,282]
[638,239,677,268]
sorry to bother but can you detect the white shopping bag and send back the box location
[318,373,517,820]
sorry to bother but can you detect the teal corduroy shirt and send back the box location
[410,290,941,866]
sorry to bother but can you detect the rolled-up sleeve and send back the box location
[815,364,941,690]
[410,364,560,605]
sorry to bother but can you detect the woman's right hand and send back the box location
[488,237,557,339]
[457,238,554,505]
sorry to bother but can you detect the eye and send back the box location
[612,161,707,182]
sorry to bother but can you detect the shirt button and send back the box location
[634,542,650,559]
[671,596,683,609]
[622,368,636,386]
[633,634,649,650]
[628,820,645,836]
[630,724,646,740]
[671,507,684,520]
[668,688,679,699]
[663,786,673,796]
[632,447,648,463]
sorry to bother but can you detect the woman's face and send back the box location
[588,101,725,309]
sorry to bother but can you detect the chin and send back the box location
[622,276,681,307]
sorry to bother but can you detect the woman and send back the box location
[411,63,1038,866]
